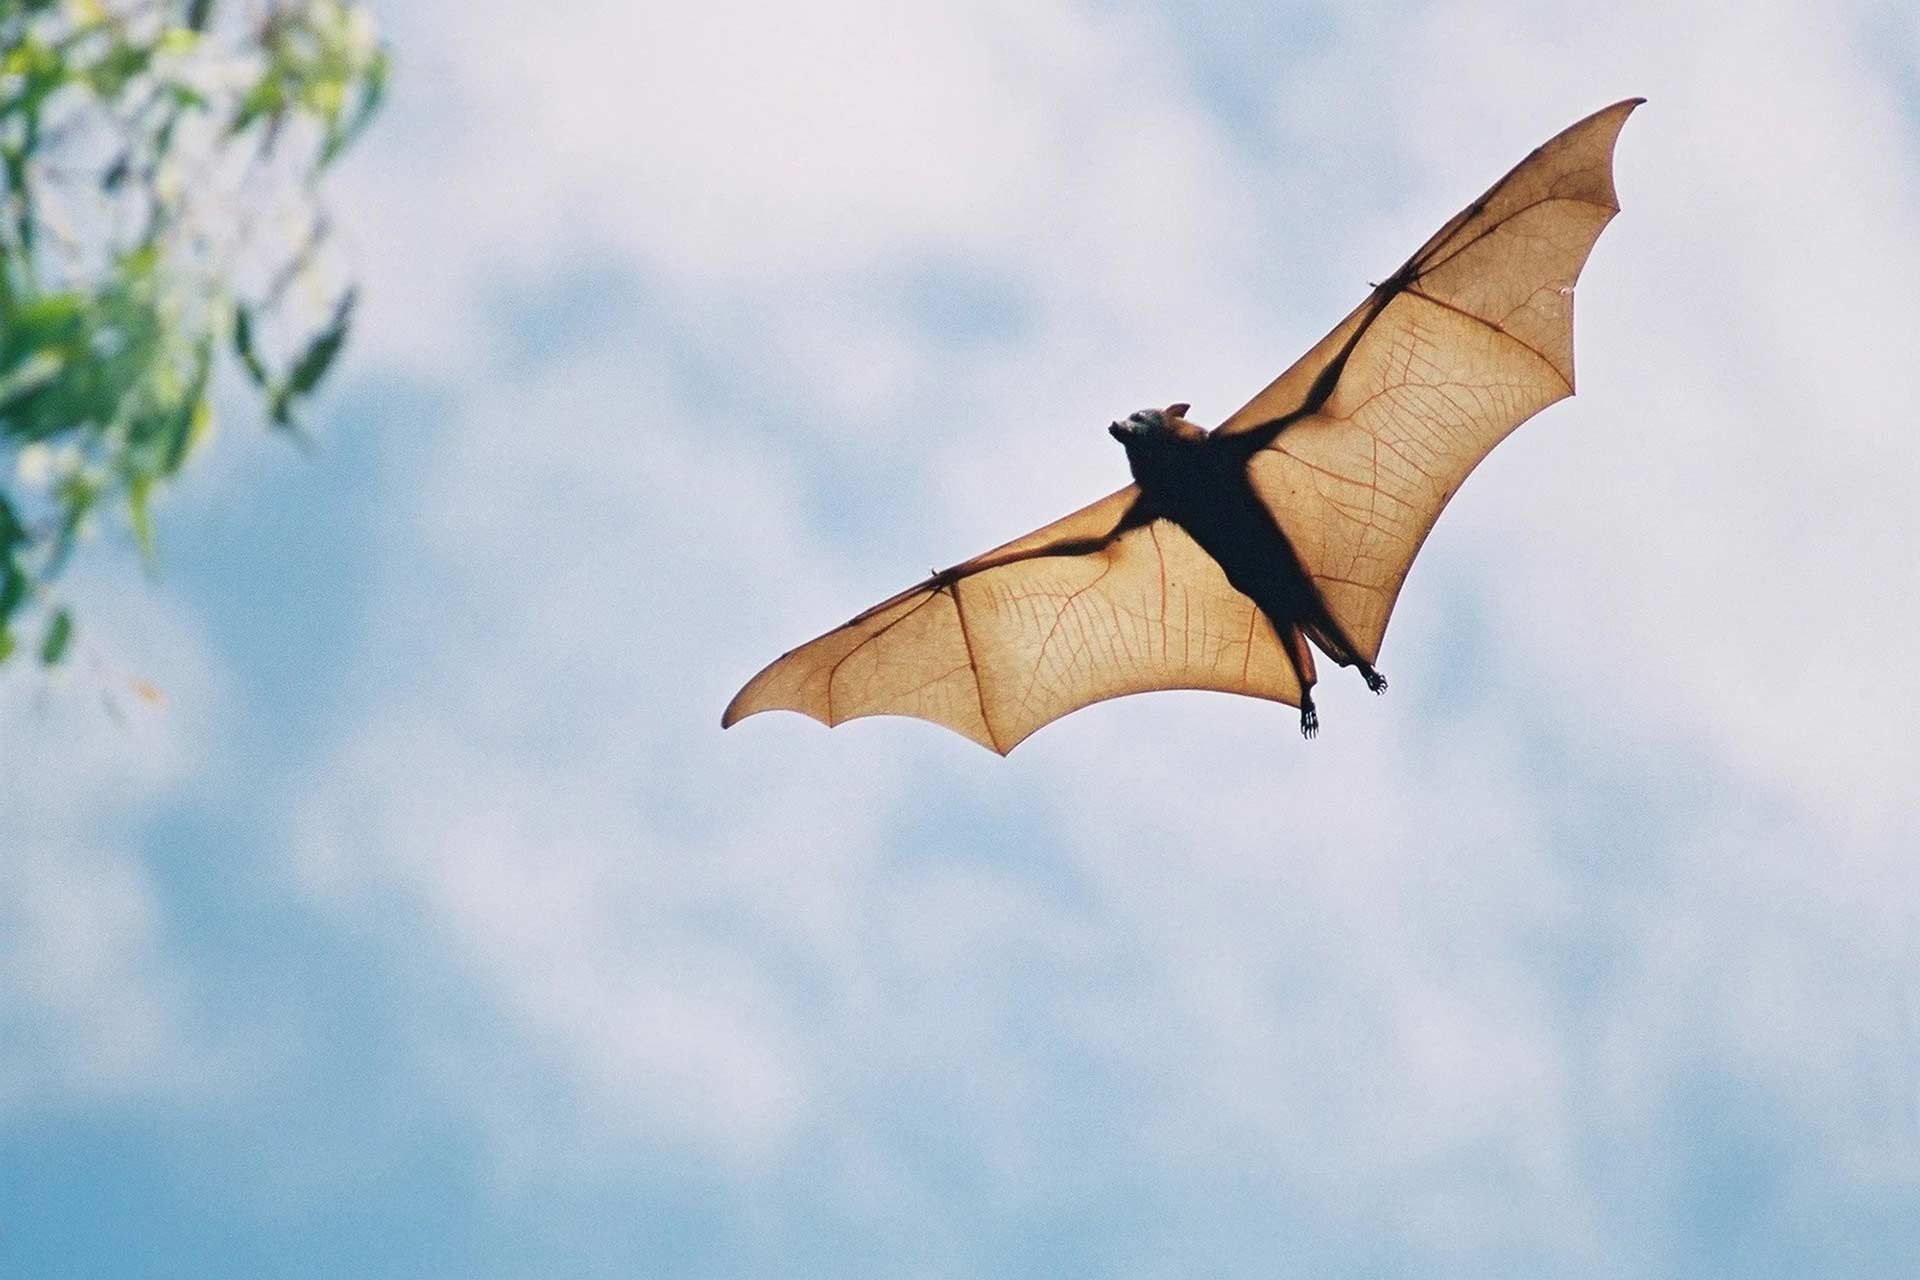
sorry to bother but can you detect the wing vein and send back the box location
[1401,287,1573,394]
[1015,553,1121,711]
[822,586,945,723]
[946,580,1002,753]
[1412,192,1618,279]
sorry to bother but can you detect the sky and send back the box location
[4,0,1920,1275]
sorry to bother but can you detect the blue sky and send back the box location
[5,0,1920,1275]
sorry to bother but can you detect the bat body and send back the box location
[726,99,1641,753]
[1106,404,1384,737]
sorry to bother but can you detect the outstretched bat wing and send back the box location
[723,487,1306,754]
[1214,98,1641,663]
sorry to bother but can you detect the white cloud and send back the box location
[291,346,920,1165]
[0,580,225,1114]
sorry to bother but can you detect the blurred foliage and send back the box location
[1,0,386,667]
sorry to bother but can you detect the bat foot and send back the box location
[1299,706,1319,739]
[1363,666,1388,694]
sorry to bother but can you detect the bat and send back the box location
[724,99,1641,753]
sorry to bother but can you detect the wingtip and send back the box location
[721,653,804,731]
[720,682,762,730]
[1575,97,1646,132]
[1558,98,1645,138]
[720,693,831,735]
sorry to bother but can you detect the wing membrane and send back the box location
[1215,99,1641,661]
[723,487,1303,753]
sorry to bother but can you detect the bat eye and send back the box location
[1112,408,1164,441]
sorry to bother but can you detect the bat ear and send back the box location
[1165,402,1192,419]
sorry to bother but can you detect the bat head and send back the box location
[1109,404,1204,447]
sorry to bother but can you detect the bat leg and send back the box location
[1280,622,1320,739]
[1303,616,1387,695]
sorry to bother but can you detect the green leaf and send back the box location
[229,76,285,136]
[2,291,89,370]
[320,48,388,167]
[0,493,24,550]
[159,336,215,473]
[89,41,154,99]
[128,471,155,564]
[0,347,66,419]
[269,288,357,427]
[0,559,26,623]
[232,302,270,389]
[166,80,209,110]
[284,288,355,399]
[45,471,99,577]
[39,607,71,665]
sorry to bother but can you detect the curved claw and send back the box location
[1365,668,1388,694]
[1300,706,1319,739]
